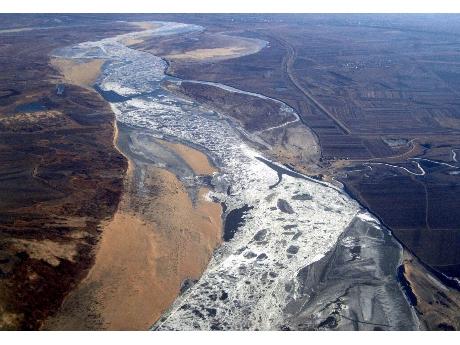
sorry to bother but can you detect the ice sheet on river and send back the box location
[53,21,419,330]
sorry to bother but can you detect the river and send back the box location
[52,21,420,331]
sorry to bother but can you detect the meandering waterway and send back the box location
[52,21,420,331]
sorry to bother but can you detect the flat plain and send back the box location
[147,14,460,281]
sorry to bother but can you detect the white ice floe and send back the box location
[356,212,380,224]
[101,82,138,96]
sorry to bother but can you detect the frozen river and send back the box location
[53,21,420,330]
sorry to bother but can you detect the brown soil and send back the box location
[122,22,162,46]
[50,58,105,89]
[402,251,460,330]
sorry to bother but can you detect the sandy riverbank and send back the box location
[160,140,217,175]
[121,22,162,46]
[50,57,105,89]
[43,132,223,330]
[45,49,223,329]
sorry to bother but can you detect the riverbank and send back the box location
[50,57,105,89]
[43,123,222,330]
[47,21,421,330]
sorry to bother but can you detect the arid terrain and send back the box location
[0,14,459,331]
[0,15,143,330]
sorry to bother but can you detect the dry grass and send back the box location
[0,110,65,128]
[11,239,77,267]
